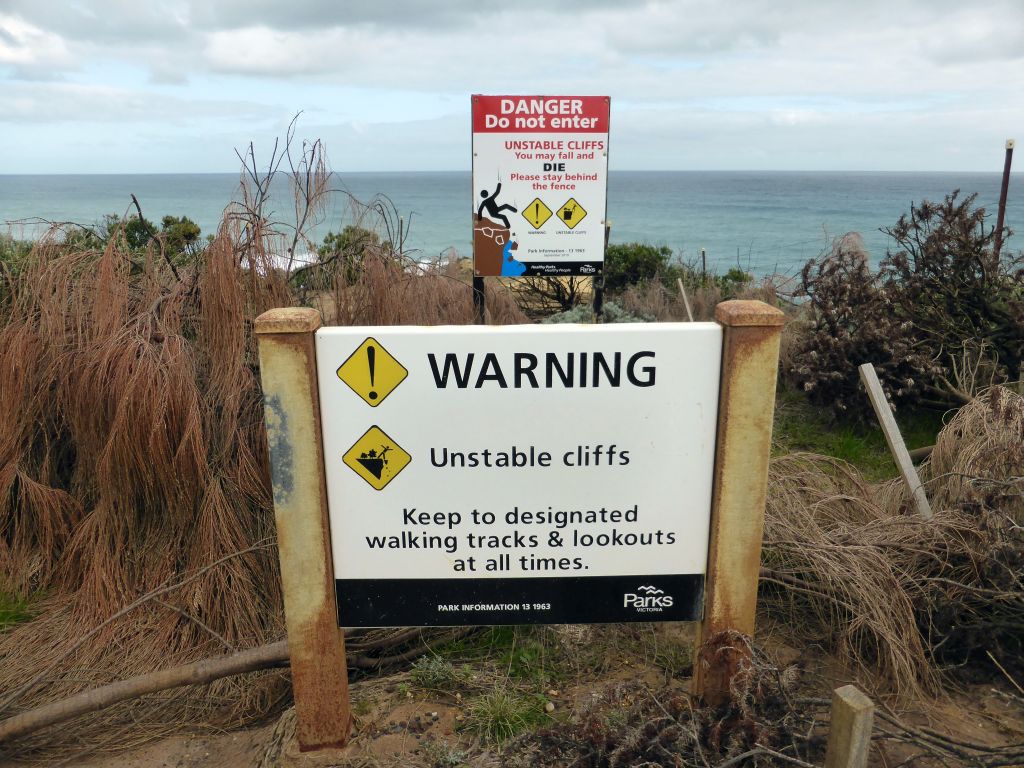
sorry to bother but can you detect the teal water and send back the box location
[2,171,1021,277]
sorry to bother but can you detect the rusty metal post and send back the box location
[994,139,1014,259]
[693,300,785,705]
[254,308,351,750]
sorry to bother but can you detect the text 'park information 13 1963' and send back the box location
[472,95,610,278]
[316,324,721,627]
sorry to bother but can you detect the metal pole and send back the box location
[693,300,785,706]
[994,139,1015,259]
[472,275,486,324]
[254,308,351,751]
[593,221,611,323]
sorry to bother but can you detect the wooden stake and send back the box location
[676,277,694,322]
[255,308,351,751]
[694,300,785,705]
[825,685,875,768]
[858,363,933,521]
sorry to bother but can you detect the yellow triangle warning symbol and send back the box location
[343,426,411,491]
[557,198,587,229]
[336,337,408,407]
[522,197,553,229]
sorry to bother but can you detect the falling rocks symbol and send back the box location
[356,446,389,479]
[343,425,412,490]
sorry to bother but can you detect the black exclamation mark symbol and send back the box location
[367,345,377,401]
[534,201,540,225]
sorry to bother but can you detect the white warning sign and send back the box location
[316,323,721,627]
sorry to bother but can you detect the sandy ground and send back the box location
[4,630,1022,768]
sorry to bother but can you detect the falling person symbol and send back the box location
[477,182,517,229]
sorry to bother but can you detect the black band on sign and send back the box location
[335,574,704,628]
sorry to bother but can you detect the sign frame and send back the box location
[254,300,784,750]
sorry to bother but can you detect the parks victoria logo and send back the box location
[623,585,674,613]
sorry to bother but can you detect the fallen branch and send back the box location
[0,541,276,717]
[0,626,475,746]
[0,642,288,745]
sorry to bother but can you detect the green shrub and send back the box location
[420,738,469,768]
[410,655,469,692]
[603,242,677,293]
[880,191,1023,385]
[789,191,1024,417]
[463,687,548,743]
[787,235,938,416]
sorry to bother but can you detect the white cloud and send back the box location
[0,13,73,71]
[1,0,1022,171]
[0,80,268,124]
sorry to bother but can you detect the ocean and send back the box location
[2,171,1021,278]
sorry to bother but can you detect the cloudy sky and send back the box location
[1,0,1021,173]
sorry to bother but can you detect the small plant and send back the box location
[462,687,548,744]
[0,591,33,631]
[651,636,694,677]
[410,655,469,692]
[419,738,469,768]
[351,696,373,718]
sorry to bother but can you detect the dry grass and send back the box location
[319,250,527,327]
[761,386,1024,698]
[0,225,290,756]
[0,180,527,757]
[618,276,780,322]
[1,161,1019,760]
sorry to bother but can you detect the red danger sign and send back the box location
[472,96,609,133]
[472,94,610,278]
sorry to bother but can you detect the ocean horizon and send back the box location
[3,170,1021,278]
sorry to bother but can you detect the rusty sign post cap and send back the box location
[714,300,785,328]
[254,308,322,335]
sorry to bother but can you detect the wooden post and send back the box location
[858,363,932,521]
[825,685,875,768]
[676,277,694,322]
[254,308,351,751]
[693,300,785,705]
[994,139,1014,259]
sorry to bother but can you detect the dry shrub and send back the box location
[617,276,779,322]
[505,635,814,768]
[0,176,527,757]
[925,385,1024,520]
[0,226,290,756]
[763,454,944,697]
[762,386,1024,695]
[323,249,526,327]
[916,387,1023,669]
[786,234,940,417]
